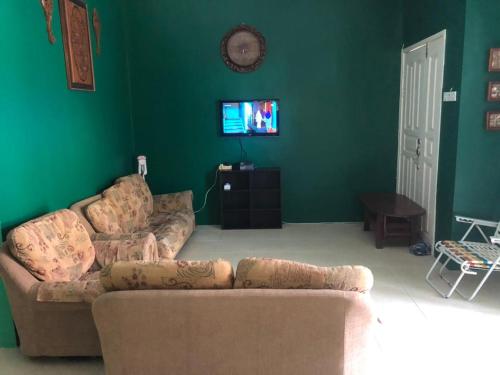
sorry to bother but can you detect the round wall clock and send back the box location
[221,24,266,73]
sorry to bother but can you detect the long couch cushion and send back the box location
[36,271,105,303]
[7,209,95,282]
[147,210,195,259]
[234,258,374,292]
[115,174,154,217]
[92,232,159,267]
[100,259,234,291]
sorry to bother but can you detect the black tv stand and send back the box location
[220,168,282,229]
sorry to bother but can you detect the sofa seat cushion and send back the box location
[92,232,159,267]
[7,209,95,282]
[147,210,195,259]
[234,258,374,293]
[36,271,105,303]
[115,174,154,217]
[100,259,234,291]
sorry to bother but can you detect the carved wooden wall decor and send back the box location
[221,24,266,73]
[40,0,56,44]
[59,0,95,91]
[93,8,101,56]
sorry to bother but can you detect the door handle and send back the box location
[414,138,422,170]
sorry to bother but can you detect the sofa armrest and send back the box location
[0,244,39,297]
[153,191,193,214]
[92,232,159,267]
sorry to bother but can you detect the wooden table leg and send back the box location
[363,209,370,231]
[375,214,385,249]
[409,216,421,245]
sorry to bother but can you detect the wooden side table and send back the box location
[360,193,425,249]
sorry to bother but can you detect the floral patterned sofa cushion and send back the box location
[115,174,154,217]
[100,259,234,291]
[36,270,105,303]
[147,210,195,259]
[102,181,150,232]
[7,209,95,282]
[86,198,123,234]
[153,190,193,215]
[92,232,159,267]
[85,180,151,235]
[234,258,374,293]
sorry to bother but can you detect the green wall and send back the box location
[0,0,134,233]
[124,0,403,224]
[402,0,467,240]
[453,0,500,236]
[0,0,134,347]
[0,226,16,348]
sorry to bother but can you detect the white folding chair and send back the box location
[426,216,500,301]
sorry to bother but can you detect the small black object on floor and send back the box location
[409,242,431,256]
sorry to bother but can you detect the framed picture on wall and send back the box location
[59,0,95,91]
[488,48,500,72]
[486,112,500,131]
[487,82,500,101]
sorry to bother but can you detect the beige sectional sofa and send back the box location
[0,174,377,373]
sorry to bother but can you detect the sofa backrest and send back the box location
[7,209,95,282]
[93,289,376,375]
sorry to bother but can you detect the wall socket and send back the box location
[443,91,457,102]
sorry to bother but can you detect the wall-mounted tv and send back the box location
[221,99,279,136]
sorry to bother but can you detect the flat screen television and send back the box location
[221,99,279,136]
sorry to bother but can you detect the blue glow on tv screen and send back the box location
[221,99,279,136]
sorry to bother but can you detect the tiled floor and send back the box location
[2,223,500,374]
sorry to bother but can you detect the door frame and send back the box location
[396,30,447,245]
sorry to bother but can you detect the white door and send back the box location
[397,31,446,245]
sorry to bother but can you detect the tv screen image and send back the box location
[221,100,279,136]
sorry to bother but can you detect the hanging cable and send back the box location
[194,169,219,214]
[238,138,248,162]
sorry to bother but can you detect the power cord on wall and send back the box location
[195,140,247,214]
[194,169,219,214]
[239,138,248,162]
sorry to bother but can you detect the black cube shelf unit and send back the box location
[220,168,282,229]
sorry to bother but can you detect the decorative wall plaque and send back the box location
[93,8,101,56]
[488,48,500,72]
[487,81,500,101]
[59,0,95,91]
[486,112,500,131]
[221,24,266,73]
[40,0,56,44]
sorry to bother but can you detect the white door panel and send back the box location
[397,31,446,245]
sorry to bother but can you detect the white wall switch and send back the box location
[443,91,457,102]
